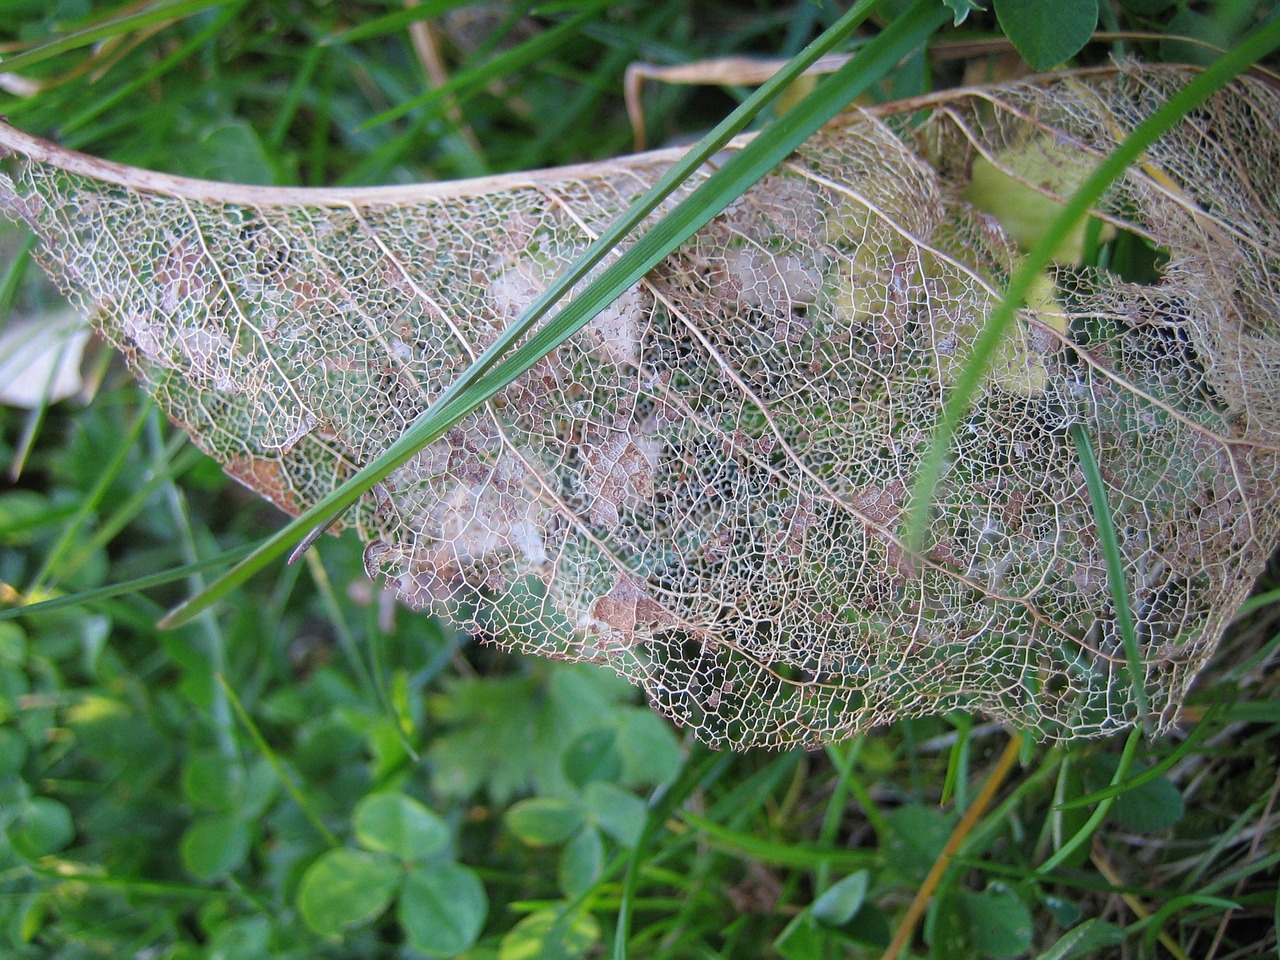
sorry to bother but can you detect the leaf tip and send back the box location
[156,603,191,631]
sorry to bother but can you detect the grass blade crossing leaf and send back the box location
[905,18,1280,551]
[1071,423,1150,733]
[156,0,944,629]
[3,22,1277,746]
[0,0,227,76]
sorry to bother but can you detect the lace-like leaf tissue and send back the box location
[3,64,1278,747]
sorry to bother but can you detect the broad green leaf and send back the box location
[181,750,240,811]
[499,906,601,960]
[505,798,584,847]
[993,0,1098,70]
[62,696,173,791]
[205,916,271,960]
[0,664,30,724]
[929,894,971,960]
[562,728,623,789]
[1039,893,1082,929]
[583,781,646,849]
[774,913,828,960]
[180,814,251,880]
[959,886,1034,959]
[1113,775,1186,832]
[559,826,603,899]
[963,139,1112,263]
[399,862,488,957]
[842,904,892,950]
[185,120,275,186]
[239,759,279,820]
[354,792,449,862]
[812,870,869,927]
[0,622,26,664]
[7,797,73,859]
[1083,756,1186,833]
[885,805,954,883]
[297,848,400,936]
[428,666,624,803]
[1161,8,1233,65]
[614,708,683,788]
[0,727,27,779]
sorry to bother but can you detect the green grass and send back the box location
[2,2,1280,959]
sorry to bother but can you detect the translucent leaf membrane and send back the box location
[2,64,1277,748]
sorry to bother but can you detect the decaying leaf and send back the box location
[1,63,1277,747]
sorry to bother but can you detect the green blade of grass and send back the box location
[904,17,1280,551]
[55,441,203,584]
[1071,422,1150,733]
[680,810,878,870]
[404,0,912,425]
[144,412,238,760]
[30,865,268,907]
[614,747,736,959]
[266,46,323,151]
[1218,701,1280,724]
[1141,894,1240,954]
[1055,710,1214,809]
[1235,585,1280,618]
[159,0,947,629]
[323,0,491,47]
[0,0,227,76]
[428,0,949,432]
[941,713,973,808]
[1035,727,1141,878]
[0,232,37,315]
[358,1,611,131]
[0,542,257,621]
[302,549,377,703]
[219,674,341,848]
[510,13,658,170]
[27,395,154,594]
[819,739,865,860]
[56,0,249,137]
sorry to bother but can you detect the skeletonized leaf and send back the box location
[1,64,1277,748]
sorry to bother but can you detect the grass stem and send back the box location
[879,733,1024,960]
